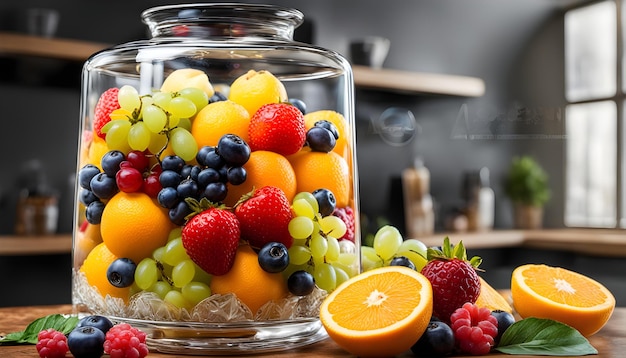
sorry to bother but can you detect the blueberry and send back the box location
[196,146,215,167]
[85,201,105,224]
[389,256,416,270]
[159,170,182,188]
[89,173,118,200]
[306,126,336,152]
[67,326,105,358]
[76,315,113,335]
[204,149,225,169]
[180,164,194,179]
[258,242,289,273]
[169,200,192,226]
[288,98,307,114]
[79,189,99,206]
[189,165,202,182]
[161,155,186,172]
[411,318,455,356]
[227,166,247,185]
[101,150,126,177]
[314,120,339,139]
[202,182,228,203]
[218,166,229,183]
[177,178,199,199]
[158,187,179,209]
[197,168,221,187]
[287,270,315,296]
[78,164,101,189]
[107,258,137,288]
[491,309,515,343]
[312,188,336,217]
[209,91,227,103]
[217,134,251,166]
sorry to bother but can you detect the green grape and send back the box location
[361,246,384,272]
[118,85,141,112]
[288,216,314,239]
[143,104,168,133]
[168,115,181,128]
[102,119,131,152]
[320,215,347,238]
[172,259,196,288]
[135,258,159,290]
[181,281,212,306]
[288,245,312,265]
[168,227,182,241]
[283,263,309,281]
[396,250,428,271]
[292,237,307,247]
[334,253,359,277]
[164,290,191,309]
[149,281,172,299]
[179,87,209,111]
[339,239,357,254]
[128,122,151,151]
[291,198,315,219]
[314,263,336,292]
[169,96,197,118]
[193,263,212,284]
[139,96,154,118]
[373,225,403,261]
[170,127,198,161]
[148,132,168,155]
[332,265,350,287]
[310,233,328,259]
[325,236,340,262]
[153,91,172,110]
[153,246,166,262]
[177,117,192,131]
[293,192,319,214]
[162,237,190,266]
[398,239,428,258]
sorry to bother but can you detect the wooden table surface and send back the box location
[1,304,624,357]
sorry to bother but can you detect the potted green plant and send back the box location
[504,156,550,229]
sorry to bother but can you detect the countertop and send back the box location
[1,304,625,357]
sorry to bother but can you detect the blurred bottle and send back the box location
[14,160,59,236]
[463,167,494,231]
[402,158,435,238]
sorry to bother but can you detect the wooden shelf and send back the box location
[0,234,72,256]
[0,32,485,97]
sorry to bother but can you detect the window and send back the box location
[564,0,624,228]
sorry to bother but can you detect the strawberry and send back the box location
[235,186,294,249]
[332,206,355,242]
[181,199,241,276]
[420,237,482,322]
[93,87,120,139]
[248,103,306,156]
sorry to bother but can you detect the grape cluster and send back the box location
[78,150,162,224]
[131,228,213,310]
[361,226,428,272]
[102,85,209,161]
[157,134,251,225]
[283,189,360,294]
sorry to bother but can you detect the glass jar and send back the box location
[72,3,359,354]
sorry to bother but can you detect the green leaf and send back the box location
[495,317,597,356]
[0,314,79,345]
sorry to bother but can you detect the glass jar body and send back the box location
[71,4,359,354]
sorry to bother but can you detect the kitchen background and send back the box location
[1,0,623,306]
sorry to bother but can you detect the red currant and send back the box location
[143,173,163,197]
[126,150,150,171]
[116,167,143,193]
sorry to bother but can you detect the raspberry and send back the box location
[103,323,149,358]
[450,302,498,355]
[332,206,355,242]
[36,329,69,358]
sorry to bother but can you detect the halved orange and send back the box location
[320,266,432,357]
[475,276,513,314]
[511,264,615,336]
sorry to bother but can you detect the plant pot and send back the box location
[513,203,543,229]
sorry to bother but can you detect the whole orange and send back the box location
[191,100,251,148]
[228,69,288,116]
[100,192,172,263]
[79,242,131,302]
[210,245,288,314]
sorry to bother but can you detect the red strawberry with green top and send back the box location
[94,87,120,139]
[420,237,482,322]
[181,199,241,276]
[235,186,294,249]
[248,103,306,156]
[333,206,355,242]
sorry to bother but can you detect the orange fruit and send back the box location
[228,69,288,116]
[79,242,131,301]
[303,110,351,158]
[224,150,296,206]
[511,264,615,336]
[289,149,351,207]
[475,276,513,314]
[100,192,173,263]
[320,266,433,358]
[86,134,109,170]
[191,100,251,148]
[210,245,288,314]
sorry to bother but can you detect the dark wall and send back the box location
[0,0,577,235]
